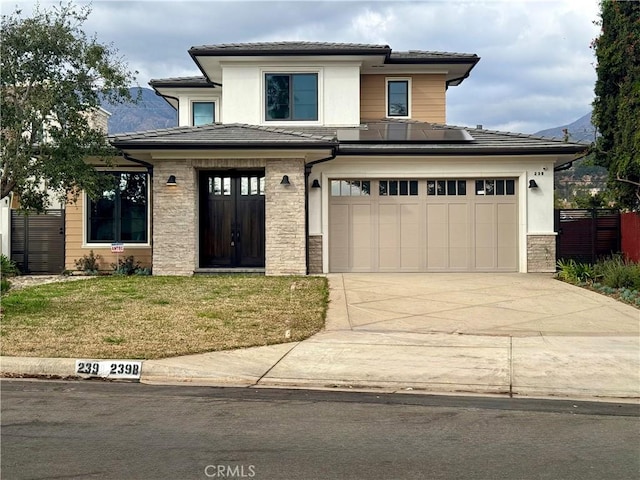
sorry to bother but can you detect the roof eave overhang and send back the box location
[337,146,589,156]
[111,141,337,150]
[188,47,392,57]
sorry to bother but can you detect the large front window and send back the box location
[265,73,318,121]
[87,172,148,243]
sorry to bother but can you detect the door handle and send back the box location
[231,231,235,247]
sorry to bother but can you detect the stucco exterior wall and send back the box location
[221,63,360,126]
[265,158,307,275]
[176,89,222,126]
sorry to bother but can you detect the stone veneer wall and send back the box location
[265,158,306,275]
[308,235,323,274]
[527,234,556,272]
[152,157,304,276]
[152,160,197,275]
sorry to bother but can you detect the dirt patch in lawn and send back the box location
[0,275,328,359]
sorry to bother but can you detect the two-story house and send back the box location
[65,42,587,275]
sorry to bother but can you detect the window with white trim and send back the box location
[265,73,318,121]
[386,79,410,117]
[192,101,215,126]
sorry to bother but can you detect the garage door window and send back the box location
[427,179,466,196]
[476,179,515,196]
[379,180,418,196]
[331,180,371,196]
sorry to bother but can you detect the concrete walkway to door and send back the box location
[138,273,640,401]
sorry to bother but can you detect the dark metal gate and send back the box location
[555,208,620,263]
[11,209,65,274]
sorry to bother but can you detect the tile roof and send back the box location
[109,119,588,157]
[109,123,338,149]
[390,50,478,61]
[189,41,391,54]
[149,76,212,87]
[334,120,589,155]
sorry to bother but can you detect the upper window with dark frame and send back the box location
[265,73,318,121]
[87,172,148,243]
[387,80,409,117]
[192,102,215,126]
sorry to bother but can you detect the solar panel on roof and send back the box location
[337,123,474,143]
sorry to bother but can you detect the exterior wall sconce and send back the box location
[166,175,177,186]
[528,179,539,189]
[280,175,290,186]
[311,179,321,188]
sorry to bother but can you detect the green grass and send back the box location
[0,275,329,359]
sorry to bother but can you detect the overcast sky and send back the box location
[4,0,601,133]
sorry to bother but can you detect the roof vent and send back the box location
[476,124,483,130]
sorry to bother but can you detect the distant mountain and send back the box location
[535,112,595,143]
[100,87,177,135]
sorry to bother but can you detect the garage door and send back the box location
[329,178,517,272]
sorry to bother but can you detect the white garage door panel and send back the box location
[329,178,517,273]
[329,203,350,271]
[400,203,421,270]
[497,203,518,270]
[351,203,373,270]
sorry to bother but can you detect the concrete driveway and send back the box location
[252,273,639,399]
[326,273,640,337]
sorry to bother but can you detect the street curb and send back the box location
[2,356,639,404]
[1,356,77,378]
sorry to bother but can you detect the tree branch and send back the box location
[616,174,640,204]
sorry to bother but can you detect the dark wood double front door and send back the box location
[199,171,265,268]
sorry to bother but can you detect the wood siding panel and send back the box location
[360,74,446,123]
[65,195,152,272]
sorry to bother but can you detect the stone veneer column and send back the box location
[308,235,323,274]
[527,234,556,272]
[152,160,197,275]
[265,158,306,275]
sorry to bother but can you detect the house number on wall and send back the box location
[533,171,545,176]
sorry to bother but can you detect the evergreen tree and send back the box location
[591,0,640,210]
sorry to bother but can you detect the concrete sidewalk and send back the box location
[2,273,639,402]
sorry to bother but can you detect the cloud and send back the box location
[3,0,602,133]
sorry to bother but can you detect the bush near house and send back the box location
[556,256,640,307]
[1,255,20,294]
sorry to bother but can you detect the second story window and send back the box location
[387,79,410,117]
[265,73,318,121]
[192,102,215,126]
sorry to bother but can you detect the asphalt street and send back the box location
[2,380,639,480]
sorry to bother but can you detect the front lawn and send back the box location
[0,275,328,359]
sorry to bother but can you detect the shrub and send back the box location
[111,256,151,276]
[1,278,11,294]
[74,250,102,275]
[593,255,640,290]
[556,259,596,284]
[1,254,19,277]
